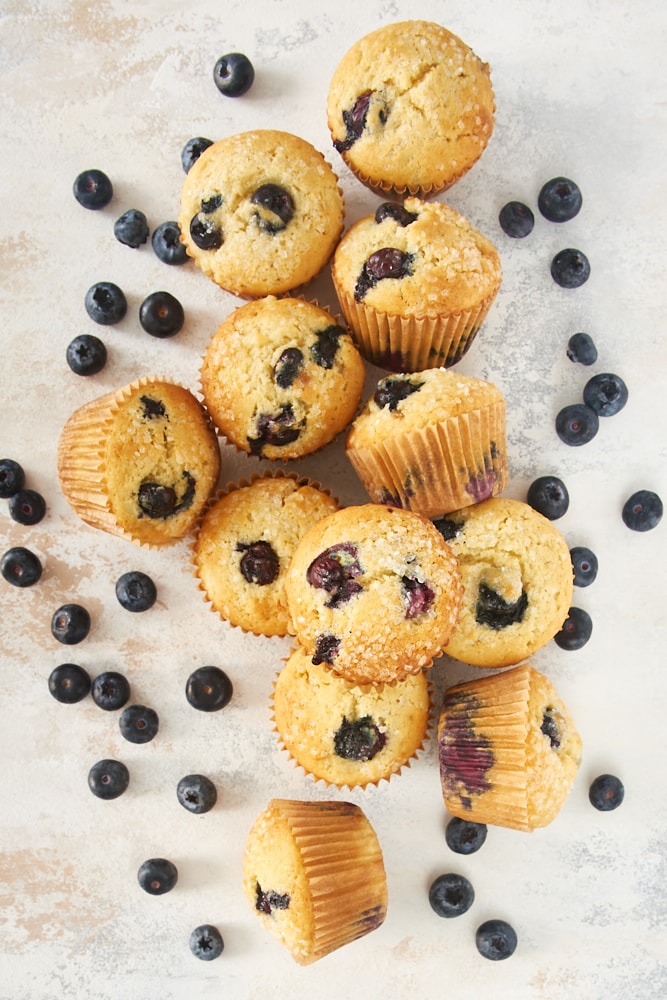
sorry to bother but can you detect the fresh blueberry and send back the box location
[526,475,569,520]
[583,373,628,417]
[113,209,149,248]
[551,248,590,288]
[137,858,178,895]
[213,52,255,97]
[51,603,91,645]
[176,774,218,814]
[139,291,185,338]
[85,281,127,325]
[8,488,46,525]
[48,662,91,704]
[115,570,157,611]
[0,458,25,498]
[476,919,518,961]
[119,704,159,743]
[66,334,107,375]
[181,137,214,173]
[555,403,599,446]
[1,546,42,587]
[73,168,113,210]
[498,200,534,238]
[91,671,131,711]
[152,221,188,265]
[445,817,488,855]
[189,924,224,961]
[570,546,598,587]
[554,607,592,650]
[566,332,598,365]
[88,759,130,799]
[428,873,475,918]
[538,176,582,223]
[589,773,624,811]
[622,490,663,532]
[186,666,233,712]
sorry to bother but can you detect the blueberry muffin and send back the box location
[192,473,338,637]
[346,368,507,519]
[200,296,366,460]
[57,378,221,547]
[327,20,495,197]
[438,663,582,831]
[272,644,431,787]
[242,798,387,964]
[434,498,573,668]
[283,503,463,686]
[331,197,501,372]
[178,130,344,298]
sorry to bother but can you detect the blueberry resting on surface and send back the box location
[51,603,91,645]
[445,817,487,855]
[116,570,157,612]
[186,666,233,712]
[85,281,127,325]
[306,543,363,608]
[255,883,290,914]
[312,633,340,665]
[555,403,599,446]
[401,576,435,619]
[213,52,255,97]
[1,546,42,587]
[498,200,534,238]
[73,168,113,209]
[334,90,373,152]
[119,704,159,744]
[88,759,130,800]
[428,873,475,918]
[177,774,217,814]
[113,208,149,248]
[48,663,91,704]
[0,458,25,498]
[589,773,624,811]
[570,546,598,587]
[374,375,424,411]
[526,475,569,520]
[237,541,280,586]
[551,248,590,288]
[476,919,518,960]
[566,332,598,365]
[139,290,185,338]
[475,583,528,630]
[538,176,582,222]
[333,716,386,761]
[251,184,295,233]
[554,607,592,650]
[622,490,663,532]
[66,334,107,376]
[189,924,224,961]
[9,488,46,525]
[152,221,188,265]
[583,372,628,417]
[375,201,419,227]
[91,671,131,711]
[248,405,303,454]
[311,325,345,369]
[273,348,304,388]
[137,858,178,895]
[355,248,414,301]
[181,137,214,173]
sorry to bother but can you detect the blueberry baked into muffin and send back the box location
[57,378,221,547]
[331,197,501,372]
[200,296,366,460]
[327,20,495,197]
[178,130,344,298]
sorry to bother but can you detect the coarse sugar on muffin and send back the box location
[327,20,495,198]
[331,197,501,373]
[57,378,221,547]
[200,296,366,460]
[437,662,582,831]
[433,497,574,668]
[346,368,507,518]
[271,644,431,788]
[178,130,344,298]
[242,798,387,964]
[283,503,463,686]
[193,473,338,637]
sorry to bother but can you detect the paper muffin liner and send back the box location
[269,646,433,789]
[191,471,339,638]
[333,280,500,374]
[57,376,220,549]
[346,398,507,520]
[245,798,387,964]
